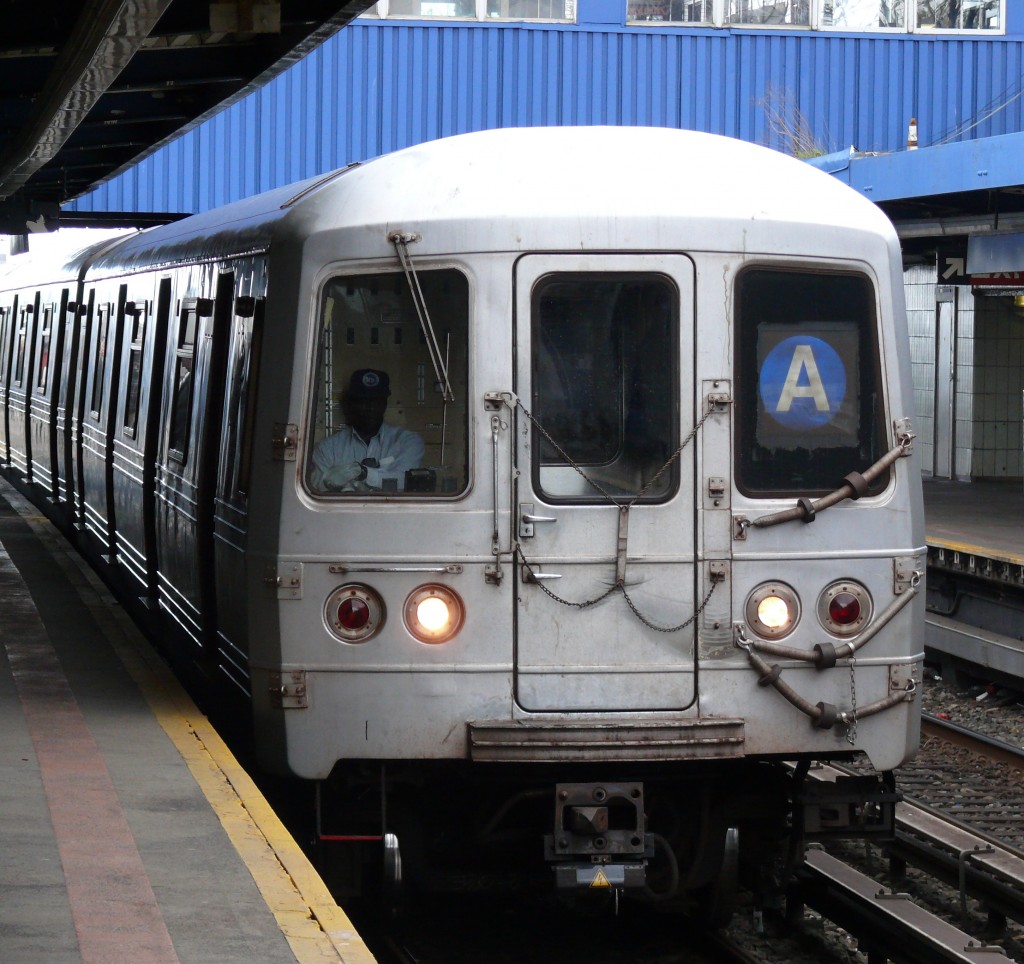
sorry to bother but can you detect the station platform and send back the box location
[922,478,1024,684]
[923,478,1024,570]
[0,481,376,964]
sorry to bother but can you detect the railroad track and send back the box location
[794,846,1015,962]
[906,714,1024,848]
[791,711,1024,962]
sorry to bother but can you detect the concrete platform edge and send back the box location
[7,488,377,964]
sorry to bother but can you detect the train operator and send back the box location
[310,369,425,493]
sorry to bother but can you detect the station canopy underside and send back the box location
[0,0,371,235]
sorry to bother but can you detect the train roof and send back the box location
[295,126,899,264]
[25,127,899,281]
[0,229,137,292]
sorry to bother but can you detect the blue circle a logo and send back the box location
[759,336,846,429]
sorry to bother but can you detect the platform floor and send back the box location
[923,478,1024,565]
[0,481,375,964]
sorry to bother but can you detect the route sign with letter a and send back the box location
[759,334,846,429]
[756,322,860,450]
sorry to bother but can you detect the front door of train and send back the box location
[513,255,698,712]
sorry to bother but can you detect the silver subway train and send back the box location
[0,127,924,915]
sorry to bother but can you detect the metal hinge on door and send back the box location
[264,562,303,599]
[269,671,308,709]
[272,422,298,461]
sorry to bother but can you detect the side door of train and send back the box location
[111,282,170,602]
[27,290,62,499]
[54,293,85,516]
[512,254,699,712]
[0,299,13,465]
[7,291,38,477]
[78,285,127,556]
[212,287,264,697]
[155,273,233,664]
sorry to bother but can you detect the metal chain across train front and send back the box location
[514,397,715,510]
[514,543,719,633]
[512,397,718,632]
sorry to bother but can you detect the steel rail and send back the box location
[808,760,1024,931]
[795,846,1013,962]
[921,713,1024,772]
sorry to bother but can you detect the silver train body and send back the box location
[0,127,924,905]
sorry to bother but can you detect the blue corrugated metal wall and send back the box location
[68,19,1024,215]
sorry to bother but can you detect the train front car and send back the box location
[253,127,924,912]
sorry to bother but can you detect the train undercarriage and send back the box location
[311,757,899,926]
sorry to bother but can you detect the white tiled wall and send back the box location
[904,265,938,475]
[955,286,976,480]
[970,295,1024,480]
[903,264,1022,482]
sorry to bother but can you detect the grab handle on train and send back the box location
[520,504,558,538]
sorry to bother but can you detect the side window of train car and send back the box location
[734,268,887,497]
[34,305,53,397]
[14,304,30,387]
[89,304,112,417]
[168,301,199,461]
[220,295,263,500]
[122,301,148,438]
[306,269,469,497]
[531,274,679,502]
[0,306,8,386]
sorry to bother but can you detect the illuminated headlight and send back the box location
[745,583,800,639]
[817,581,872,636]
[325,584,385,643]
[404,584,464,644]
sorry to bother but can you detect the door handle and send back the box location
[522,568,562,583]
[519,503,557,538]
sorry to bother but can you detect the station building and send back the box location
[65,0,1024,484]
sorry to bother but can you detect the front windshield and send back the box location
[306,268,469,497]
[735,268,887,496]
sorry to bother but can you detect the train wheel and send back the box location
[694,826,739,929]
[381,831,405,918]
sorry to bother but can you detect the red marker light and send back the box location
[817,581,871,636]
[338,596,370,631]
[324,583,385,643]
[828,591,861,625]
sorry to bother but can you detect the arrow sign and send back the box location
[941,257,966,280]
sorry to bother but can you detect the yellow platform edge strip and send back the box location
[15,502,377,964]
[926,534,1024,568]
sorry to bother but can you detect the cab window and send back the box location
[307,269,469,497]
[735,268,886,496]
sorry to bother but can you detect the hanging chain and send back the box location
[511,396,719,633]
[845,656,859,745]
[515,544,720,633]
[622,575,719,633]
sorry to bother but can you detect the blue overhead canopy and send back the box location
[805,131,1024,204]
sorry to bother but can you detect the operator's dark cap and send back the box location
[349,369,390,398]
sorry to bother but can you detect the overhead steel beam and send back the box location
[0,0,174,201]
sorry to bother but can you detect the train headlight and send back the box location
[325,584,385,643]
[404,584,464,643]
[745,583,800,639]
[817,581,872,636]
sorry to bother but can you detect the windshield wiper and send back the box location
[389,231,454,402]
